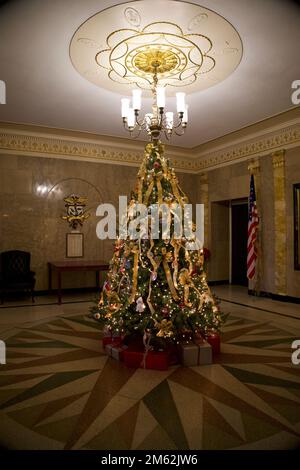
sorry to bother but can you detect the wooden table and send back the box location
[48,260,109,304]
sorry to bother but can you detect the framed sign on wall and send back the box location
[66,232,84,258]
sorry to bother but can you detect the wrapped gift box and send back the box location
[167,343,179,366]
[105,343,128,361]
[102,335,122,349]
[194,339,212,365]
[178,342,199,367]
[123,350,168,370]
[178,339,212,366]
[146,351,169,370]
[206,332,221,355]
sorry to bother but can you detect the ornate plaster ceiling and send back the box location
[0,0,299,148]
[69,0,242,95]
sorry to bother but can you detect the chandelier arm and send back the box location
[174,127,186,137]
[163,130,171,141]
[135,115,145,127]
[130,128,142,140]
[172,118,184,130]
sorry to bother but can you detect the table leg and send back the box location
[58,270,62,304]
[48,264,52,294]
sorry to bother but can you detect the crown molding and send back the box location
[0,122,195,173]
[1,108,300,174]
[195,119,300,172]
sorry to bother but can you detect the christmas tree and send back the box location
[92,141,225,347]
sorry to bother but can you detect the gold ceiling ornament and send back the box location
[133,48,179,75]
[70,0,243,95]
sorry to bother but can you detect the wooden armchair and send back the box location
[0,250,36,303]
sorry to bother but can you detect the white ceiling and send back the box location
[0,0,299,148]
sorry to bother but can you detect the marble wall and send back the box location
[0,154,197,291]
[203,149,300,298]
[0,146,299,298]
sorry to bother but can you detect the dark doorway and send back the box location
[231,202,248,286]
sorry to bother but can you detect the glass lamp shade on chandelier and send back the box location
[121,68,188,142]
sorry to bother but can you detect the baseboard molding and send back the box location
[208,280,230,286]
[248,289,300,304]
[36,287,99,296]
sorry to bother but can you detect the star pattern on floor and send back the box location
[0,313,300,449]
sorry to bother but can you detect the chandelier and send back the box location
[121,49,188,142]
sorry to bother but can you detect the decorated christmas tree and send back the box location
[92,141,225,349]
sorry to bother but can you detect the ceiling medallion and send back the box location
[70,1,243,95]
[132,48,179,75]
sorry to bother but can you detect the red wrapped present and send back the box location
[123,350,169,370]
[206,332,221,354]
[146,351,169,370]
[123,350,143,368]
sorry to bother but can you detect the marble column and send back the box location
[272,150,287,295]
[198,172,209,248]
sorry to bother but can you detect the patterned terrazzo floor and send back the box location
[0,304,300,450]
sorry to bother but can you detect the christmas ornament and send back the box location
[161,307,169,317]
[136,296,146,313]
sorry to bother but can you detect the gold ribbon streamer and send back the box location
[147,239,158,272]
[171,239,181,290]
[141,331,152,368]
[129,244,140,304]
[118,275,126,294]
[185,249,193,275]
[179,268,203,309]
[137,176,143,204]
[179,269,192,307]
[147,277,155,315]
[156,175,163,206]
[160,154,168,177]
[162,248,179,301]
[143,180,154,205]
[170,173,184,207]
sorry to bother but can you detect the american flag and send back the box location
[247,174,259,280]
